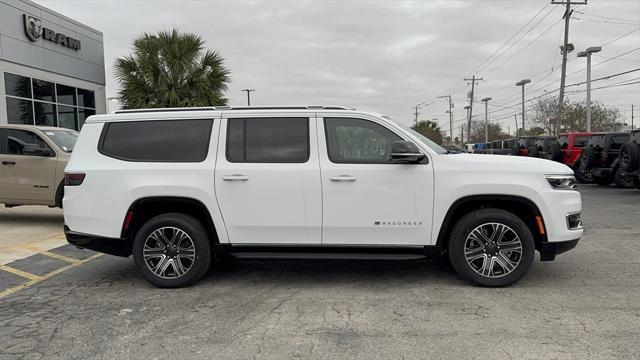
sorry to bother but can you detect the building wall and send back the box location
[0,0,106,125]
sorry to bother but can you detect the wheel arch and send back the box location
[436,194,547,252]
[122,196,221,254]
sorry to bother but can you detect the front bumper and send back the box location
[64,225,131,257]
[539,238,580,261]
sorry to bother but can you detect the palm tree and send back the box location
[412,120,444,144]
[114,29,230,109]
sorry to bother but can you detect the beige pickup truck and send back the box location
[0,125,78,208]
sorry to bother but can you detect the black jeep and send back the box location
[528,136,561,161]
[488,139,513,155]
[619,129,640,189]
[578,132,634,187]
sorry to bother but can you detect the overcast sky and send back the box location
[37,0,640,134]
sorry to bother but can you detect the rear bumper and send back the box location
[64,225,131,257]
[539,238,579,261]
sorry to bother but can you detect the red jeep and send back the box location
[558,132,591,182]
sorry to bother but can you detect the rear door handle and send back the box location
[222,174,249,181]
[2,161,16,166]
[329,175,357,182]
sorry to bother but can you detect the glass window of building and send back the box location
[4,72,97,130]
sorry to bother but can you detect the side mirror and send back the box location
[390,140,426,164]
[22,144,54,157]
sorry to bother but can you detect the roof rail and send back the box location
[113,105,354,114]
[114,107,222,114]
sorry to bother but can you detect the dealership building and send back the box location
[0,0,106,130]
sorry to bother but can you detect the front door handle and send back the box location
[329,175,357,182]
[2,161,16,166]
[222,174,249,181]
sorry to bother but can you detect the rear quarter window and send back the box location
[573,136,589,147]
[99,119,213,162]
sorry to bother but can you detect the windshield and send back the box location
[386,118,448,154]
[42,130,78,152]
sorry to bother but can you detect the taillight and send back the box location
[64,173,85,186]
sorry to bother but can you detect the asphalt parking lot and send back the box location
[1,185,639,360]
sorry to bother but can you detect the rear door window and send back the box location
[226,117,309,163]
[99,119,213,162]
[589,135,604,149]
[574,136,589,147]
[609,134,629,151]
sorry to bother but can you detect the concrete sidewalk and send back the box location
[0,205,66,265]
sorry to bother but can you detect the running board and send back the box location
[218,244,442,261]
[231,252,426,260]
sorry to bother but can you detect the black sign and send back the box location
[23,14,81,51]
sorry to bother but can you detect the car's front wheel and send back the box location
[133,213,211,288]
[448,209,535,287]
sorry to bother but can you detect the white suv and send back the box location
[63,106,583,287]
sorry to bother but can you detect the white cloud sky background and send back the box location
[37,0,640,135]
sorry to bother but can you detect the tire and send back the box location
[511,145,520,156]
[580,147,595,169]
[448,208,535,287]
[619,143,639,172]
[613,166,635,188]
[527,145,538,157]
[546,141,562,162]
[54,181,64,208]
[132,213,212,288]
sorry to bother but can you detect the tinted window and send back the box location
[226,118,309,163]
[558,136,568,149]
[325,117,402,163]
[100,119,213,162]
[58,105,78,130]
[610,134,628,150]
[6,97,33,124]
[574,136,588,147]
[34,102,57,126]
[6,129,51,155]
[77,88,95,108]
[631,131,640,144]
[589,135,605,149]
[56,84,76,106]
[32,79,55,102]
[4,73,31,98]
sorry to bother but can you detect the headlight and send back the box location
[545,175,577,190]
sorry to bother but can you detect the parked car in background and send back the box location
[516,136,537,156]
[488,139,513,155]
[619,129,639,188]
[557,132,591,182]
[528,136,559,160]
[64,106,582,288]
[578,132,634,187]
[0,125,78,208]
[465,143,475,153]
[442,144,463,154]
[473,143,490,154]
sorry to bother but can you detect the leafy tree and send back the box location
[411,120,444,144]
[531,97,621,135]
[115,29,230,109]
[468,120,511,143]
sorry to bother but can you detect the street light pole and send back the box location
[481,97,492,143]
[577,46,602,132]
[241,89,255,106]
[515,79,531,135]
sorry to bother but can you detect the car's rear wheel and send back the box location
[448,209,534,287]
[133,213,211,288]
[613,166,635,188]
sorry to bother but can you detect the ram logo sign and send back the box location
[23,14,82,51]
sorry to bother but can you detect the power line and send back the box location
[573,10,640,24]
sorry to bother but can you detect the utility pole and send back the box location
[578,46,602,132]
[241,89,255,106]
[632,104,635,130]
[438,95,453,144]
[514,114,519,137]
[516,79,531,134]
[460,124,464,146]
[481,97,492,143]
[464,75,483,141]
[414,105,420,127]
[553,0,587,135]
[464,105,471,143]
